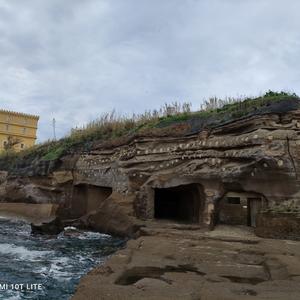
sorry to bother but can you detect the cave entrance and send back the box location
[72,184,112,217]
[154,183,203,224]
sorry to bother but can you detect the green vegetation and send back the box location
[157,90,299,128]
[0,90,298,171]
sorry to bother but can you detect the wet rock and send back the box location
[62,226,82,237]
[31,217,64,235]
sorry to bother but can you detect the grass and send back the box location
[159,91,298,126]
[0,90,299,171]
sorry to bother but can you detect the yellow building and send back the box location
[0,109,39,152]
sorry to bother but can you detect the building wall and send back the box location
[218,191,265,226]
[0,110,39,151]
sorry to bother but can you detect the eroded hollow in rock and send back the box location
[71,184,112,217]
[154,183,203,223]
[115,265,205,285]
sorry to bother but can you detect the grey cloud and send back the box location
[0,0,300,140]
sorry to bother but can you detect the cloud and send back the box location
[0,0,300,141]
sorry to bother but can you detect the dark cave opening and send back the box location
[154,184,202,223]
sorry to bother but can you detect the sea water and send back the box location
[0,217,124,299]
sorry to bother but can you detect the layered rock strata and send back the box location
[0,107,300,236]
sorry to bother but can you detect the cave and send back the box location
[71,184,112,217]
[154,183,203,223]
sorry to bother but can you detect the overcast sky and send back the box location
[1,0,300,141]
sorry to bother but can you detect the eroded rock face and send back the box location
[72,111,300,231]
[0,177,64,204]
[255,212,300,240]
[0,109,300,236]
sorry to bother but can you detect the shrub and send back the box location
[0,90,298,168]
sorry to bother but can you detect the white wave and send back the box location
[0,290,22,300]
[48,257,74,280]
[74,254,99,264]
[78,231,111,240]
[61,227,111,240]
[64,226,77,231]
[49,264,72,280]
[0,243,53,261]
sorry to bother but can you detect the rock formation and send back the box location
[0,98,300,237]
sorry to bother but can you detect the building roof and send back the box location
[0,109,39,120]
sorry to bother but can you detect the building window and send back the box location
[226,197,241,204]
[22,127,26,134]
[5,125,9,131]
[20,144,24,149]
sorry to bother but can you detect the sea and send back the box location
[0,217,124,300]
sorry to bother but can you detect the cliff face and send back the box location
[1,100,300,236]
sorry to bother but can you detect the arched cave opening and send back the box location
[71,184,112,218]
[154,183,203,223]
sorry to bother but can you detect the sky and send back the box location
[0,0,300,141]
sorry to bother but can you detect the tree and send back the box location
[3,136,22,151]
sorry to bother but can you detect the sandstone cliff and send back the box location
[0,96,300,237]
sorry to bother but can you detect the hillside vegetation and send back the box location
[0,90,299,172]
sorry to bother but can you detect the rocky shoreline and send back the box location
[72,223,300,300]
[0,98,300,299]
